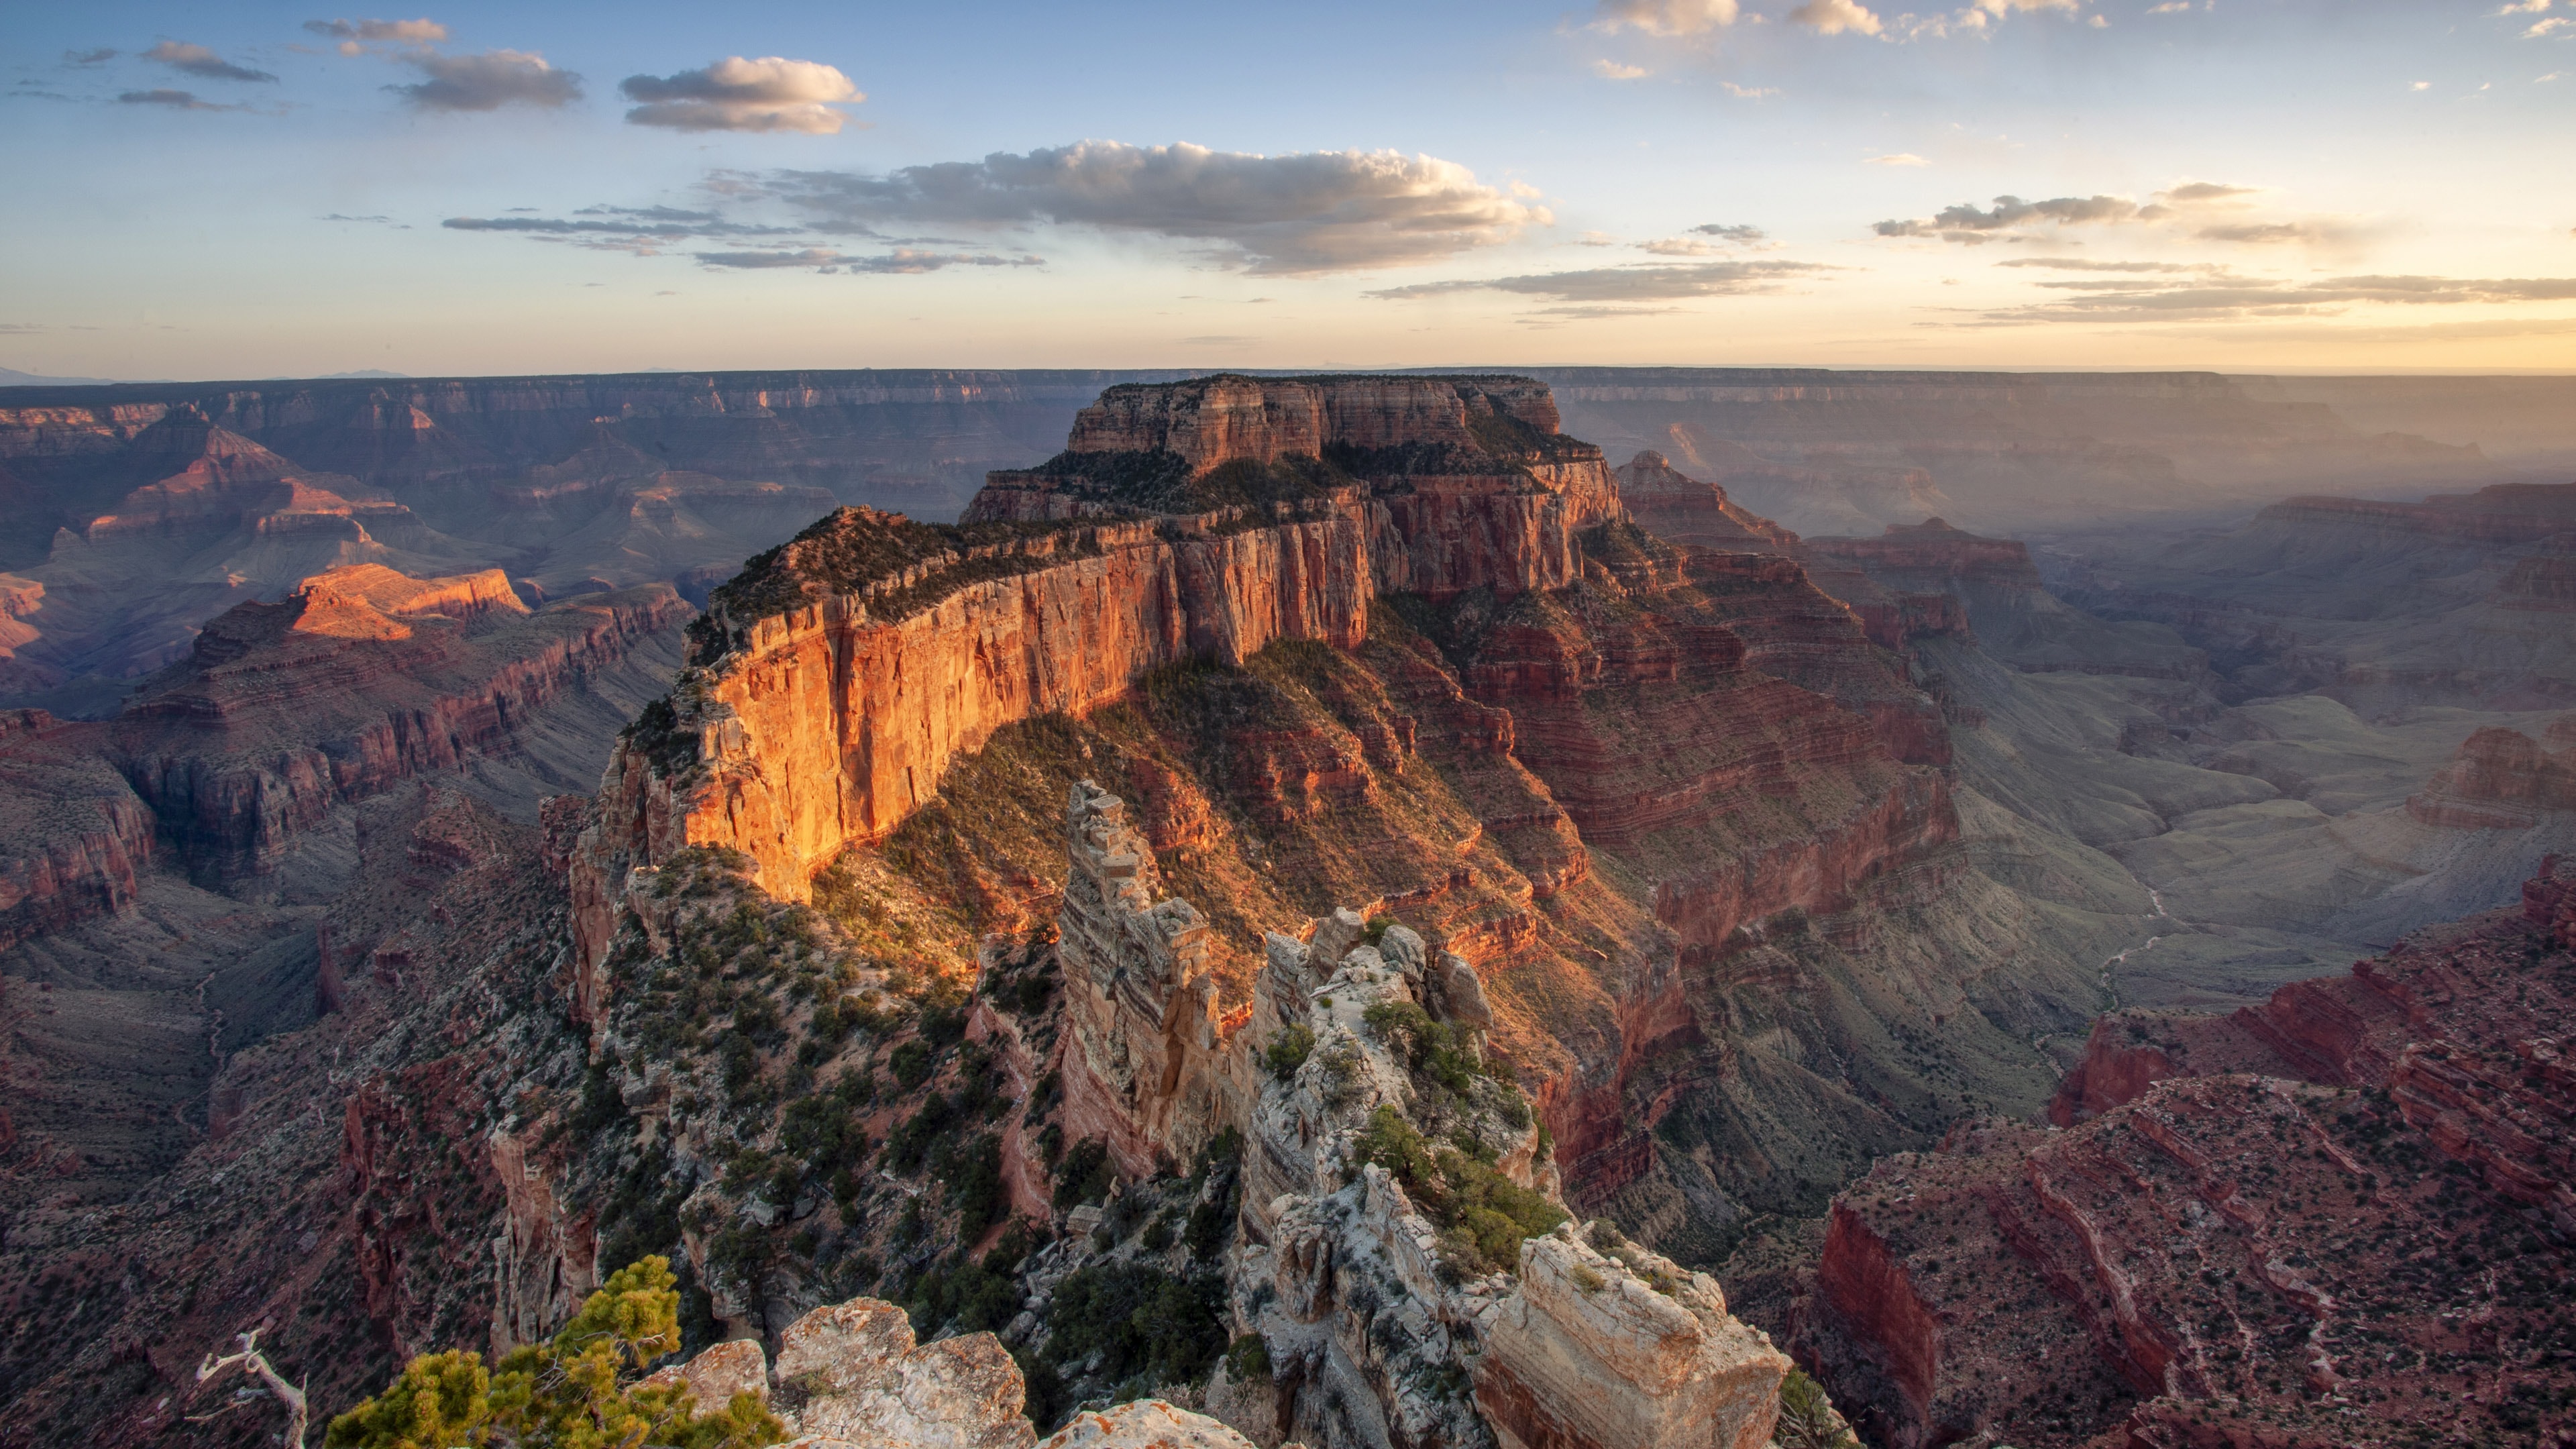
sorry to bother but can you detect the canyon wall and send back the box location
[1797,857,2576,1449]
[573,376,1626,954]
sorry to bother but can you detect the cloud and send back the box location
[1864,152,1930,166]
[621,56,862,133]
[2161,181,2257,203]
[117,88,264,111]
[1966,269,2576,323]
[759,141,1548,275]
[305,17,448,51]
[1593,59,1650,79]
[691,246,1038,273]
[392,50,580,111]
[1594,0,1739,36]
[1789,0,1884,36]
[1876,181,2323,244]
[445,212,798,241]
[1721,80,1780,97]
[1877,193,2136,240]
[63,48,115,66]
[1996,257,2208,272]
[145,41,277,84]
[1692,223,1767,242]
[1368,258,1825,303]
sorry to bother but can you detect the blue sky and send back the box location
[4,0,2571,377]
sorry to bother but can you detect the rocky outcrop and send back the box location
[2405,718,2576,828]
[1801,857,2576,1449]
[1039,1401,1263,1448]
[1609,451,1798,556]
[770,1297,1034,1448]
[1471,1226,1787,1449]
[111,570,688,879]
[0,708,156,950]
[1056,780,1244,1180]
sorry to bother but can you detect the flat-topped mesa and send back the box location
[571,376,1631,949]
[966,374,1621,576]
[1054,779,1242,1179]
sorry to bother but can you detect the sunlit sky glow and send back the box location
[5,0,2573,378]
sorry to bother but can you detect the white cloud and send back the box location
[392,49,581,111]
[1788,0,1884,36]
[764,141,1550,276]
[1594,0,1739,37]
[1864,152,1930,166]
[621,56,863,133]
[1721,80,1780,98]
[1593,58,1650,78]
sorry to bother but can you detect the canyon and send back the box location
[1,368,2571,1448]
[1792,856,2576,1448]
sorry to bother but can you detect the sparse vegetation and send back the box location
[1352,1106,1565,1277]
[323,1257,785,1448]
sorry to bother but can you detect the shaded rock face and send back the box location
[1798,858,2576,1449]
[1609,451,1799,557]
[2050,480,2576,711]
[109,567,690,881]
[2406,719,2576,829]
[1056,780,1241,1180]
[0,707,156,950]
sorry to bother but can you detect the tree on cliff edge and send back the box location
[321,1256,785,1449]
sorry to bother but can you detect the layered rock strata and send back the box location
[572,375,1623,949]
[112,567,688,879]
[1797,857,2576,1449]
[2405,718,2576,829]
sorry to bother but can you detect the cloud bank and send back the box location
[621,57,863,133]
[762,141,1548,274]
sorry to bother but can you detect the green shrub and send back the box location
[1263,1024,1315,1082]
[1776,1368,1861,1449]
[1052,1138,1116,1210]
[1225,1333,1272,1384]
[888,1039,934,1089]
[1043,1264,1225,1391]
[1352,1106,1564,1273]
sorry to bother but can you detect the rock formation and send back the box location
[2406,718,2576,829]
[1795,857,2576,1448]
[1056,779,1242,1180]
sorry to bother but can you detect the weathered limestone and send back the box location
[1037,1401,1263,1449]
[1471,1226,1788,1449]
[771,1297,1035,1449]
[1055,779,1244,1180]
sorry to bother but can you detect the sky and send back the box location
[3,0,2573,378]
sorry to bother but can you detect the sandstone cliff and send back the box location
[2405,716,2576,829]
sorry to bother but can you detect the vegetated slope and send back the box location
[1786,857,2576,1449]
